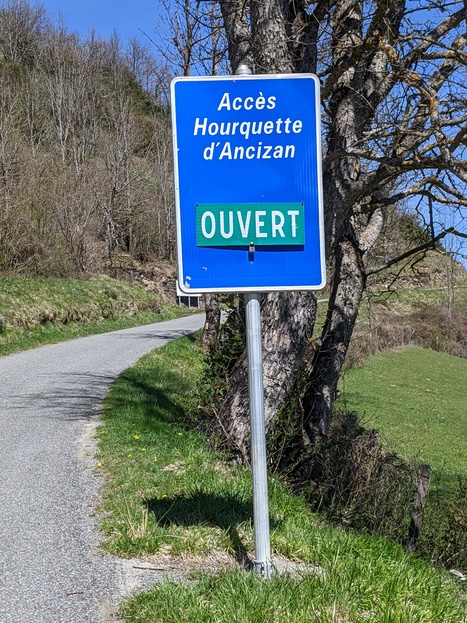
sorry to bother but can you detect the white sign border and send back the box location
[171,73,326,294]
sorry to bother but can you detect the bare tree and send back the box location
[146,112,177,259]
[211,0,467,461]
[125,37,172,105]
[0,0,46,64]
[153,0,229,76]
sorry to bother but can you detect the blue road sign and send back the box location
[171,74,325,293]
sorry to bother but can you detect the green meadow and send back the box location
[97,336,466,623]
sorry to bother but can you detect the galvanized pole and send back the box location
[235,63,272,578]
[245,293,273,577]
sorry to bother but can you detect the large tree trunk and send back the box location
[303,225,366,441]
[214,0,320,461]
[215,0,362,461]
[218,291,317,462]
[218,0,254,72]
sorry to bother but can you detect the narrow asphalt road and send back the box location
[0,314,205,622]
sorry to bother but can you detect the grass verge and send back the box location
[0,275,194,356]
[97,335,465,623]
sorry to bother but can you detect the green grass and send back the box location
[97,333,255,558]
[120,562,464,623]
[97,336,465,623]
[339,347,467,477]
[0,275,193,356]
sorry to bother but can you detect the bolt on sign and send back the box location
[171,74,325,293]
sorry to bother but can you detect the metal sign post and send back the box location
[245,292,272,577]
[238,65,272,577]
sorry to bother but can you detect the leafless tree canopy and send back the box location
[199,0,467,458]
[0,0,175,275]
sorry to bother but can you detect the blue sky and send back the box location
[40,0,159,43]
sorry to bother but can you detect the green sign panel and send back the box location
[196,203,304,247]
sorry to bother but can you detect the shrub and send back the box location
[291,411,467,573]
[301,412,416,542]
[345,300,467,372]
[416,474,467,571]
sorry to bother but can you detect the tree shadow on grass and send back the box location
[146,490,278,570]
[107,363,195,429]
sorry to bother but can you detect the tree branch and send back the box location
[367,227,464,276]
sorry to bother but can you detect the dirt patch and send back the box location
[105,255,178,305]
[139,550,322,578]
[141,550,238,575]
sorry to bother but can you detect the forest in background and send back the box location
[0,0,176,277]
[0,0,465,284]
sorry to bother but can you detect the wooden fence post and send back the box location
[407,463,431,553]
